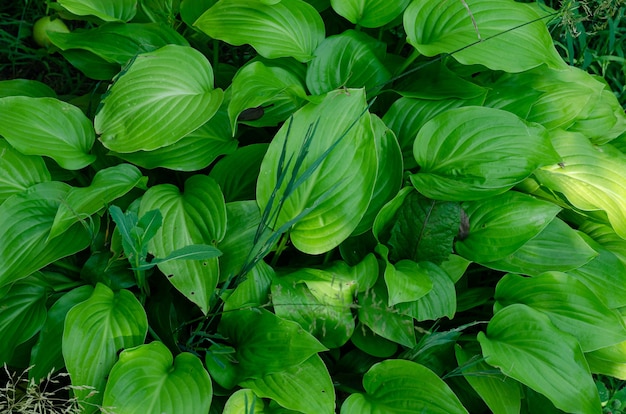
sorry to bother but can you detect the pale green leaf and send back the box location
[0,138,51,203]
[411,106,558,201]
[139,175,226,314]
[478,304,601,414]
[63,284,148,412]
[256,88,377,254]
[481,218,597,275]
[194,0,325,62]
[30,285,94,382]
[455,191,561,263]
[534,130,626,239]
[0,274,49,364]
[341,359,468,414]
[95,44,223,153]
[495,273,626,351]
[586,341,626,380]
[103,342,212,414]
[241,355,335,414]
[306,30,391,95]
[223,389,266,414]
[50,164,146,239]
[403,0,565,72]
[0,96,95,170]
[330,0,410,28]
[0,182,92,288]
[58,0,137,22]
[579,220,626,265]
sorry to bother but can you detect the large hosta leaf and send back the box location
[58,0,137,22]
[63,284,148,412]
[50,164,146,239]
[411,106,558,201]
[455,191,561,263]
[240,354,335,414]
[0,79,56,98]
[330,0,410,28]
[586,341,626,380]
[306,30,391,95]
[0,273,49,364]
[30,285,94,382]
[103,342,212,414]
[478,304,601,414]
[205,309,326,389]
[494,273,626,352]
[95,44,223,153]
[0,96,95,169]
[194,0,325,62]
[481,217,597,275]
[403,0,564,72]
[534,130,626,239]
[341,359,468,413]
[256,88,377,255]
[0,182,92,288]
[0,138,50,203]
[139,175,226,314]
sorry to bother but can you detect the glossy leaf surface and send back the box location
[0,138,50,203]
[58,0,137,21]
[330,0,410,28]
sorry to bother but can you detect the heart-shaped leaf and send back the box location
[341,359,468,413]
[58,0,137,22]
[95,44,223,153]
[0,138,50,203]
[330,0,410,28]
[63,284,148,412]
[410,106,558,201]
[194,0,325,62]
[0,96,95,170]
[139,175,226,314]
[478,304,601,414]
[103,342,212,414]
[403,0,565,72]
[256,88,378,254]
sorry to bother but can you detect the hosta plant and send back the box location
[1,0,626,413]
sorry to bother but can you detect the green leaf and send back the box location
[223,389,267,413]
[241,355,335,414]
[0,96,95,170]
[0,138,51,203]
[330,0,410,28]
[271,266,357,348]
[205,309,326,389]
[403,0,565,72]
[140,175,226,314]
[495,273,626,352]
[579,220,626,265]
[376,244,432,306]
[60,49,120,80]
[229,60,307,133]
[180,0,217,26]
[569,88,626,145]
[95,44,223,153]
[395,261,457,321]
[224,260,274,311]
[341,359,468,414]
[210,144,268,202]
[478,304,601,414]
[30,285,94,382]
[49,164,146,239]
[218,201,263,281]
[0,274,49,364]
[387,190,460,264]
[481,217,597,275]
[455,191,561,263]
[0,182,92,288]
[566,232,626,309]
[103,342,212,414]
[48,22,189,65]
[357,281,416,348]
[586,341,626,380]
[256,88,377,254]
[534,130,626,239]
[455,344,522,414]
[63,284,148,412]
[194,0,325,62]
[410,106,558,201]
[0,79,56,98]
[58,0,137,21]
[305,30,391,95]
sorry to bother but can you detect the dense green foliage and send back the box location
[1,0,626,413]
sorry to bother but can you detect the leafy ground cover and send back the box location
[1,0,626,413]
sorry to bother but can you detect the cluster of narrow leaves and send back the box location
[2,0,626,413]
